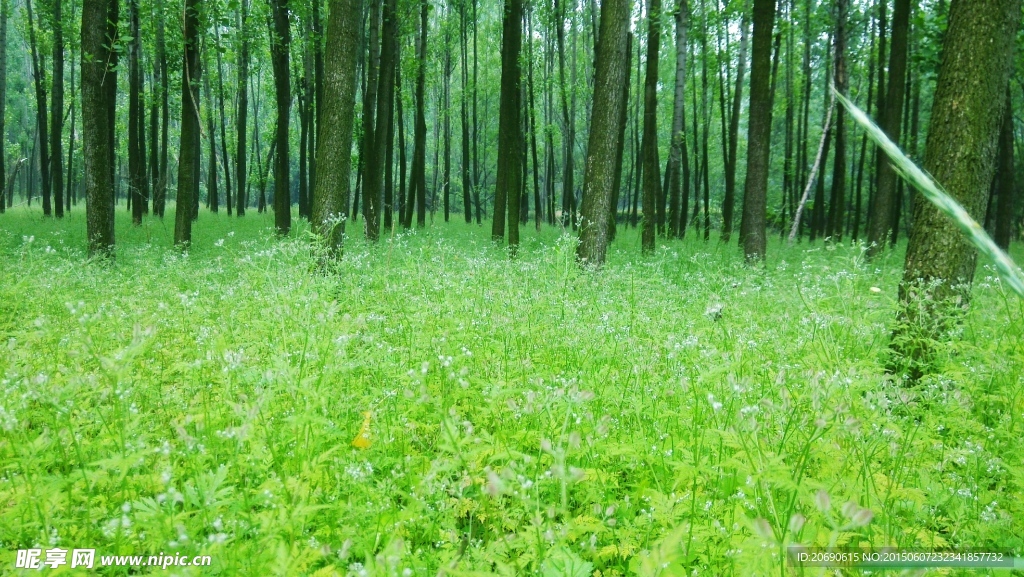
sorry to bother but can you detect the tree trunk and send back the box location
[214,29,231,215]
[412,0,428,227]
[270,0,292,235]
[174,0,201,245]
[527,3,542,230]
[492,0,522,246]
[203,53,218,213]
[0,0,7,214]
[866,0,911,256]
[640,0,662,254]
[365,0,397,241]
[156,6,169,217]
[721,7,748,243]
[737,0,776,261]
[129,0,145,224]
[554,0,575,228]
[895,0,1021,369]
[51,0,65,217]
[993,89,1015,250]
[235,0,249,216]
[26,0,51,216]
[576,0,629,265]
[667,0,688,239]
[825,0,847,241]
[82,0,118,255]
[460,0,472,223]
[312,0,360,254]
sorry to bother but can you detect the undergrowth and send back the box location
[0,205,1022,576]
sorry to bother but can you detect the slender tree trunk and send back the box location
[26,0,51,216]
[203,53,218,213]
[994,89,1015,250]
[554,0,574,228]
[609,33,632,241]
[270,0,292,235]
[0,0,8,215]
[365,0,397,241]
[156,7,168,217]
[492,0,522,248]
[640,0,662,254]
[82,0,118,255]
[51,0,65,217]
[667,0,688,239]
[413,0,428,227]
[312,0,360,255]
[235,0,249,216]
[825,0,847,241]
[577,0,629,265]
[214,29,231,215]
[443,33,452,223]
[460,0,472,223]
[866,0,911,256]
[129,0,145,224]
[721,7,748,243]
[527,3,541,230]
[174,0,201,245]
[737,0,776,261]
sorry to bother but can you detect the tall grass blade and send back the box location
[836,88,1024,299]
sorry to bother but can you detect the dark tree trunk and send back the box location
[82,0,118,255]
[270,0,292,235]
[576,0,629,265]
[214,29,231,215]
[365,0,397,241]
[491,0,522,246]
[866,0,911,256]
[155,7,169,217]
[174,0,201,245]
[895,0,1021,368]
[235,0,249,216]
[411,0,428,228]
[609,33,633,241]
[825,0,847,241]
[203,54,218,213]
[312,0,360,254]
[640,0,662,254]
[26,0,51,216]
[443,34,452,224]
[51,0,65,217]
[460,0,473,223]
[527,4,542,230]
[129,0,145,224]
[554,0,575,228]
[994,90,1015,250]
[738,0,776,261]
[0,0,7,214]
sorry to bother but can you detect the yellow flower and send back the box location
[352,411,372,449]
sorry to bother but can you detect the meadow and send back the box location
[1,205,1022,576]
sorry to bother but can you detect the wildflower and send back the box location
[352,412,372,449]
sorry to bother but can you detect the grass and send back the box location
[1,204,1023,576]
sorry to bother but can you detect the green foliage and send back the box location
[0,206,1022,575]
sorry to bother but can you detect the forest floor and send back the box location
[1,205,1023,576]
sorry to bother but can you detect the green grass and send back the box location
[1,204,1023,576]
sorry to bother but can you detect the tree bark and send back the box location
[174,0,201,245]
[993,90,1015,250]
[365,0,397,241]
[895,0,1021,368]
[825,0,847,241]
[51,0,65,217]
[235,0,249,216]
[576,0,629,265]
[270,0,292,235]
[866,0,911,256]
[0,0,7,214]
[82,0,118,255]
[129,0,144,223]
[312,0,360,255]
[738,0,776,261]
[667,0,688,239]
[492,0,523,247]
[640,0,662,254]
[26,0,51,216]
[721,7,747,243]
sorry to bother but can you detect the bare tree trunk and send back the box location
[667,0,688,239]
[235,0,249,216]
[640,0,662,254]
[721,6,747,243]
[174,0,201,245]
[993,89,1015,250]
[82,0,118,255]
[825,0,847,241]
[129,0,145,223]
[737,0,776,261]
[0,0,7,214]
[51,0,65,217]
[312,0,360,255]
[26,0,51,216]
[576,0,629,265]
[491,0,522,248]
[270,0,292,235]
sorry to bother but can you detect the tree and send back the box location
[666,0,688,239]
[0,0,7,215]
[491,0,522,246]
[993,89,1015,250]
[173,0,201,245]
[737,0,775,261]
[312,0,360,255]
[26,0,50,216]
[82,0,118,255]
[364,0,398,241]
[576,0,630,265]
[825,0,848,241]
[866,0,911,256]
[51,0,65,218]
[640,0,662,254]
[235,0,249,217]
[893,0,1021,368]
[720,6,747,243]
[270,0,292,235]
[128,0,145,224]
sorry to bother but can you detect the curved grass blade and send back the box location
[836,88,1024,299]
